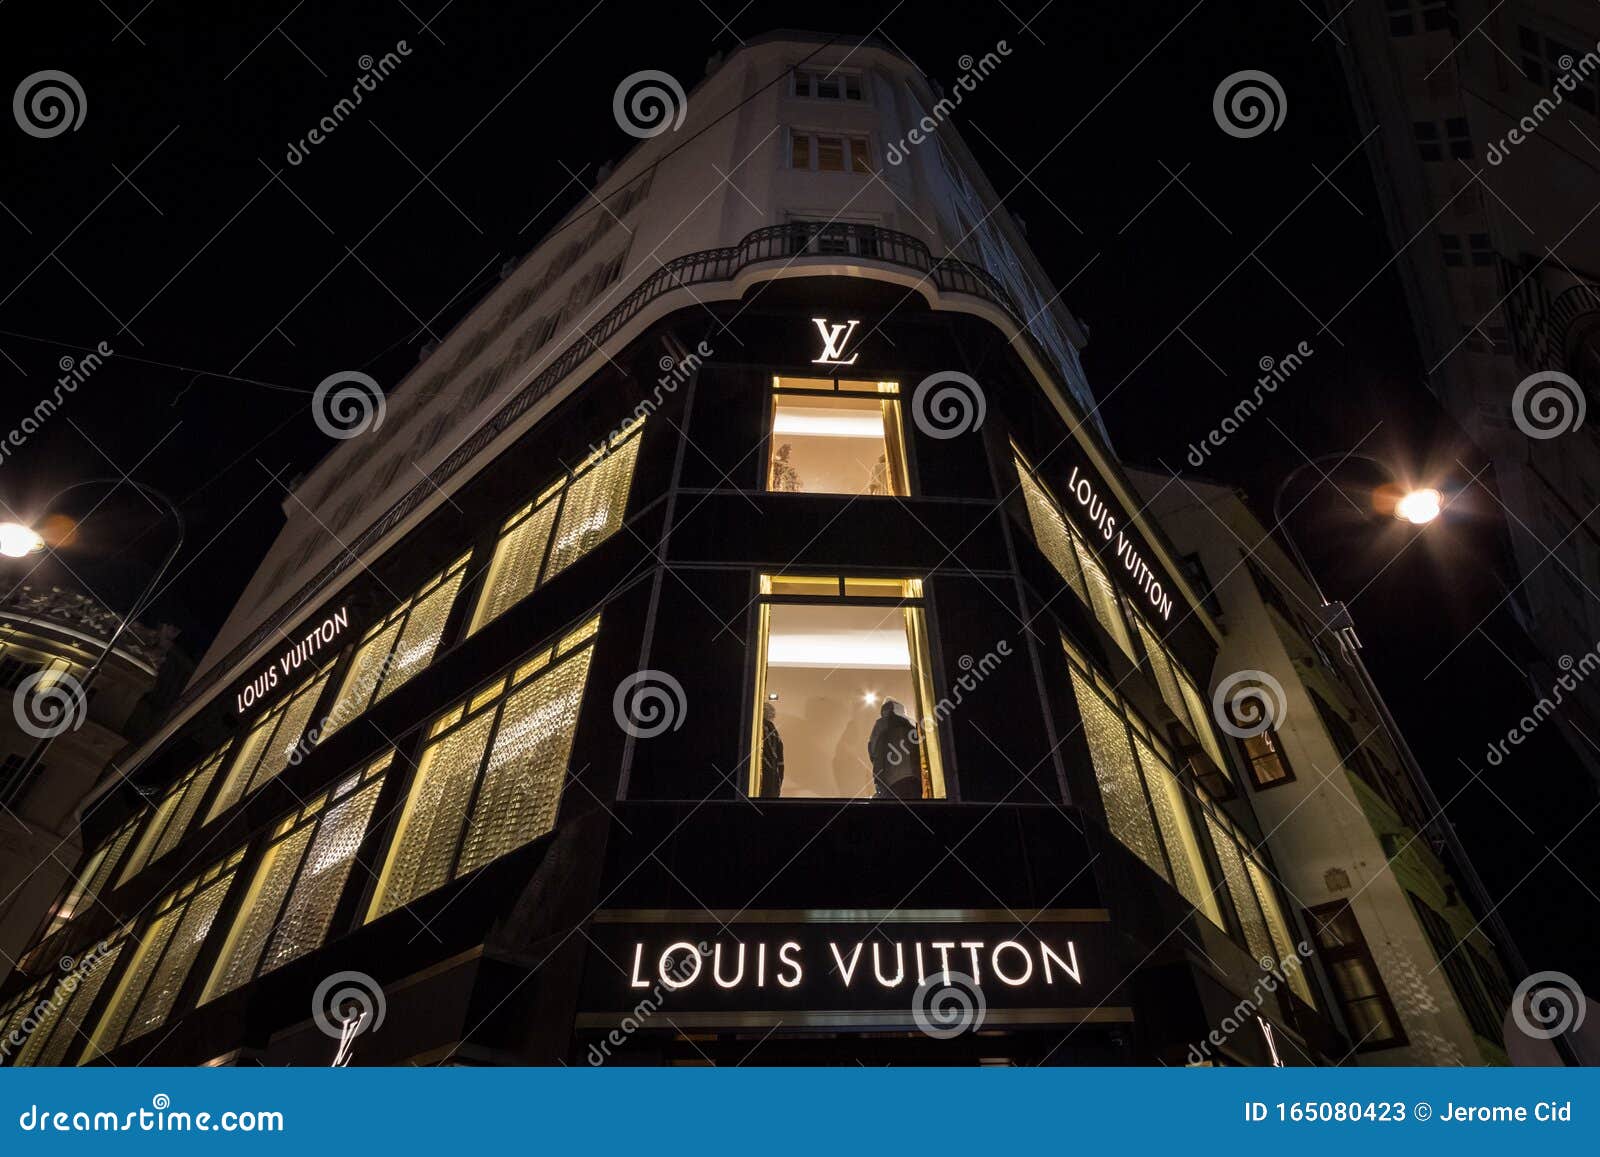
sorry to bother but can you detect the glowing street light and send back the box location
[0,521,45,558]
[1394,487,1444,525]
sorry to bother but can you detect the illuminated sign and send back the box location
[236,606,349,713]
[1065,465,1175,621]
[579,909,1125,1030]
[811,317,861,366]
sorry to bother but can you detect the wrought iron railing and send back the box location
[167,224,1030,722]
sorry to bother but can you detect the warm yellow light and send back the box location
[862,691,879,706]
[1394,488,1443,525]
[0,522,45,558]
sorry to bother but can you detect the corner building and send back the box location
[6,33,1359,1066]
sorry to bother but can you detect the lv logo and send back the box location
[811,317,861,366]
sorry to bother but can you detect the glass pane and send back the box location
[1071,669,1165,879]
[323,617,404,737]
[376,567,467,704]
[20,942,123,1067]
[369,713,494,918]
[1206,814,1275,969]
[791,133,810,168]
[1136,741,1223,927]
[117,793,184,887]
[816,136,845,170]
[1247,856,1314,1005]
[208,717,276,821]
[151,753,226,864]
[471,499,558,633]
[1133,617,1191,728]
[850,138,872,172]
[1076,544,1136,659]
[768,393,899,495]
[248,673,333,795]
[774,375,832,391]
[767,575,839,597]
[1178,672,1228,771]
[1017,465,1089,604]
[122,879,232,1045]
[545,432,641,579]
[457,648,592,875]
[84,908,182,1059]
[201,827,315,1003]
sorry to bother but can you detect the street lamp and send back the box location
[0,479,185,808]
[1393,486,1443,526]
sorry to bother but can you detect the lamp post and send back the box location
[1270,454,1529,988]
[0,479,185,808]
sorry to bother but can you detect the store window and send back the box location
[1128,610,1230,779]
[116,746,231,886]
[367,617,599,921]
[470,420,642,634]
[83,850,246,1061]
[789,131,872,173]
[42,814,141,936]
[324,556,470,737]
[202,755,391,1003]
[1014,450,1135,659]
[1308,900,1405,1049]
[1206,808,1316,1006]
[767,376,908,497]
[1062,638,1222,927]
[207,670,335,823]
[751,576,945,801]
[8,932,128,1067]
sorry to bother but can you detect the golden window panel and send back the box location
[367,617,600,920]
[206,670,335,823]
[323,556,470,739]
[766,377,908,497]
[1204,807,1316,1008]
[10,932,129,1067]
[1062,641,1223,928]
[470,421,643,635]
[82,851,246,1062]
[1129,612,1231,779]
[45,814,141,936]
[201,755,390,1003]
[115,746,231,887]
[750,575,946,801]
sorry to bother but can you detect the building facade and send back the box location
[1128,471,1515,1064]
[1330,1,1600,785]
[0,584,179,988]
[0,33,1426,1067]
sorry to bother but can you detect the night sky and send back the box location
[2,2,1595,988]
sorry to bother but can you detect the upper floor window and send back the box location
[789,131,873,173]
[1207,807,1317,1007]
[116,746,231,887]
[791,68,864,100]
[201,754,391,1004]
[5,930,130,1067]
[1235,716,1295,789]
[206,669,335,823]
[750,575,947,802]
[1062,637,1222,928]
[83,850,246,1061]
[469,420,643,635]
[323,556,470,739]
[367,617,600,921]
[42,814,141,937]
[1126,610,1231,784]
[1308,900,1403,1048]
[767,376,908,497]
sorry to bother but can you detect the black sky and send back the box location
[2,1,1595,988]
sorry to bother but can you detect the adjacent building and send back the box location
[1329,1,1600,784]
[0,31,1509,1066]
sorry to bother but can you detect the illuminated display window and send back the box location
[1308,900,1401,1046]
[42,814,141,937]
[367,617,599,921]
[83,850,246,1062]
[323,556,470,739]
[201,754,390,1003]
[767,377,908,497]
[1014,451,1135,660]
[469,421,642,635]
[206,669,335,823]
[1127,611,1230,779]
[9,931,129,1067]
[1205,806,1316,1007]
[116,746,231,887]
[750,575,946,801]
[1062,638,1222,927]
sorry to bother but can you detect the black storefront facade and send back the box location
[1,258,1347,1068]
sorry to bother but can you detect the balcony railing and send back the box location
[169,224,1034,722]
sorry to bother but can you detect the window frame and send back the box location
[1307,899,1407,1051]
[788,129,874,173]
[765,374,911,498]
[790,67,867,102]
[205,667,337,824]
[116,745,232,887]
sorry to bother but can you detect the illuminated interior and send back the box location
[767,377,908,496]
[750,575,944,800]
